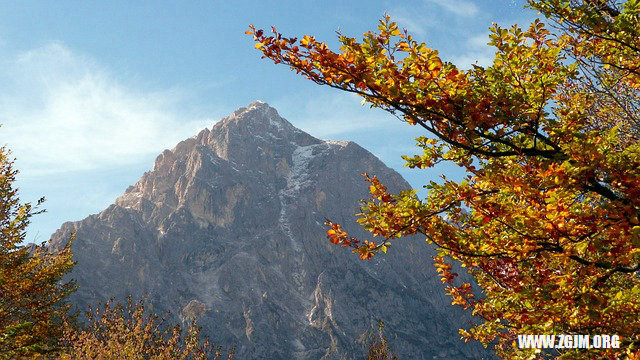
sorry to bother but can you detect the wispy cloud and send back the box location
[425,0,479,17]
[450,32,495,69]
[0,42,218,176]
[387,9,433,36]
[386,0,489,68]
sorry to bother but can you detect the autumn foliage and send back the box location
[362,321,397,360]
[58,297,234,360]
[0,146,75,358]
[250,0,640,358]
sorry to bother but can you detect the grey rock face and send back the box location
[49,101,490,359]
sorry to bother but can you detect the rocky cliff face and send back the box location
[49,101,489,359]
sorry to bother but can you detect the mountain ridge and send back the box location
[48,101,490,359]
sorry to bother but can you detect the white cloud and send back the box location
[450,32,495,69]
[0,42,217,175]
[426,0,479,17]
[387,9,432,36]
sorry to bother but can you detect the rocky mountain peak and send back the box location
[49,101,489,359]
[117,101,351,220]
[232,99,273,117]
[215,100,306,143]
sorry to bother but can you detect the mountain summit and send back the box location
[49,102,488,359]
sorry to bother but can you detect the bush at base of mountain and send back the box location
[58,297,234,360]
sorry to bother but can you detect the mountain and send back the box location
[48,101,489,359]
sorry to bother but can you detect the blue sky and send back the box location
[0,0,535,243]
